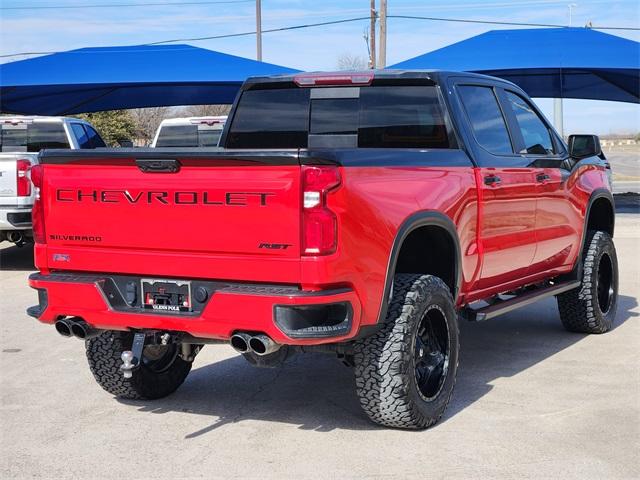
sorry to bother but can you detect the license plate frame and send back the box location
[141,278,192,313]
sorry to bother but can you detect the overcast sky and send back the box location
[1,0,639,135]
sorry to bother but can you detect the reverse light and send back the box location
[16,159,31,197]
[302,166,341,255]
[30,165,46,244]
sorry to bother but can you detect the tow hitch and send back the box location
[120,332,146,379]
[119,332,202,378]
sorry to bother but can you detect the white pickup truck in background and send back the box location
[0,116,106,246]
[151,116,227,147]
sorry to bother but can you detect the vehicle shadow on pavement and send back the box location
[122,352,376,435]
[0,244,35,271]
[444,293,638,423]
[121,293,637,435]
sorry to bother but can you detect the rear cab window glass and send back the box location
[71,123,90,148]
[155,125,199,147]
[156,124,223,147]
[504,91,555,155]
[226,88,310,149]
[458,85,513,155]
[0,122,70,152]
[226,84,454,149]
[310,98,359,135]
[84,125,106,148]
[198,128,222,147]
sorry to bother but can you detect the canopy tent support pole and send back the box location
[554,98,564,139]
[256,0,262,61]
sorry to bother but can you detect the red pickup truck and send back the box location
[27,71,617,429]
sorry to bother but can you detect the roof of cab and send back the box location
[243,69,520,90]
[159,116,228,126]
[0,115,86,123]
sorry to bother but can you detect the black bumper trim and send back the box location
[274,302,354,339]
[26,288,48,319]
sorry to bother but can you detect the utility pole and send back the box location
[555,3,576,138]
[369,0,376,69]
[256,0,262,61]
[378,0,387,68]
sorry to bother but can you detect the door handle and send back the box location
[484,174,501,186]
[536,173,551,183]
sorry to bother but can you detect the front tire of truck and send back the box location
[557,230,618,334]
[353,274,459,429]
[86,331,192,400]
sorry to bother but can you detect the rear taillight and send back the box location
[302,166,341,255]
[30,165,46,244]
[16,159,31,197]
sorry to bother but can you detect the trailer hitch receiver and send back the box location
[120,332,146,378]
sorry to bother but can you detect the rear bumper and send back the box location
[28,272,362,345]
[0,206,32,231]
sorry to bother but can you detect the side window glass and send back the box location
[84,125,106,148]
[458,85,513,155]
[505,91,554,155]
[71,123,90,149]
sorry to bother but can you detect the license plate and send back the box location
[141,278,192,313]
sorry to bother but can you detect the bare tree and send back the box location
[182,104,231,117]
[337,53,367,71]
[129,107,176,146]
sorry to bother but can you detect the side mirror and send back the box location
[568,134,603,159]
[117,139,134,148]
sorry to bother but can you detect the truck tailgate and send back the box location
[0,158,17,197]
[38,150,302,283]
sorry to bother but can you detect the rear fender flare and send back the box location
[376,211,462,324]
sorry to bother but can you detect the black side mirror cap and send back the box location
[568,134,604,160]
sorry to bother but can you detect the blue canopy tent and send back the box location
[0,44,298,115]
[391,28,640,104]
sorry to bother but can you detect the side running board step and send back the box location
[463,280,581,322]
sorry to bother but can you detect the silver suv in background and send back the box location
[0,116,106,246]
[151,116,227,148]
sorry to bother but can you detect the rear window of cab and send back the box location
[0,122,70,152]
[225,85,454,150]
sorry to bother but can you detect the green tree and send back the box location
[77,110,136,146]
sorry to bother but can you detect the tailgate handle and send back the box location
[135,158,180,173]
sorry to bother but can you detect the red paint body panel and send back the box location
[30,153,610,344]
[475,167,538,288]
[29,276,360,345]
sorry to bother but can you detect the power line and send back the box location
[0,17,371,58]
[388,14,639,30]
[1,14,638,59]
[389,14,563,28]
[147,17,370,45]
[0,0,252,10]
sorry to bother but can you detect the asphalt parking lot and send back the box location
[1,215,638,480]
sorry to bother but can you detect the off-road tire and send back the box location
[353,274,459,429]
[557,230,618,333]
[86,331,192,399]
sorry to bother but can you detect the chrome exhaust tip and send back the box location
[230,333,252,353]
[7,231,24,245]
[249,334,281,356]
